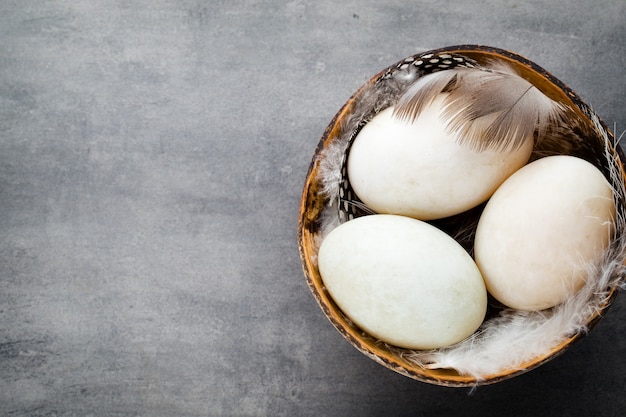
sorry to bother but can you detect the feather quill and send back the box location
[393,63,566,152]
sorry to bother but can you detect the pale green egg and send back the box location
[318,214,487,349]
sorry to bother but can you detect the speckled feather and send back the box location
[337,52,478,223]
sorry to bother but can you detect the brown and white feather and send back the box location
[393,63,567,152]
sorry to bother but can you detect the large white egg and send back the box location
[474,155,615,311]
[317,214,487,349]
[347,96,533,220]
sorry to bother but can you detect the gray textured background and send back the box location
[1,1,625,416]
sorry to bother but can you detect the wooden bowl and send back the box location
[297,45,626,386]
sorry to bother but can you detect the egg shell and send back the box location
[474,155,615,311]
[347,97,533,220]
[317,214,487,350]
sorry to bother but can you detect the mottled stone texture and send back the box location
[0,1,625,416]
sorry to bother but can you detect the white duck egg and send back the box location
[347,97,533,220]
[317,214,487,350]
[474,155,615,311]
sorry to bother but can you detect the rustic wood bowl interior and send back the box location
[297,45,625,387]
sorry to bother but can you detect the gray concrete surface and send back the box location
[1,1,625,416]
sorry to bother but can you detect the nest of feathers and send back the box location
[298,45,626,386]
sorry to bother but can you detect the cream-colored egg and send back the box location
[474,155,615,311]
[318,214,487,349]
[347,97,533,220]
